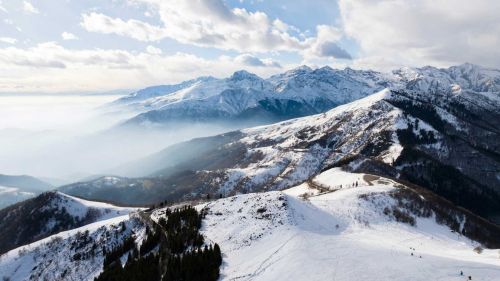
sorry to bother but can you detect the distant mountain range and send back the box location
[110,66,391,127]
[0,174,53,209]
[110,63,500,130]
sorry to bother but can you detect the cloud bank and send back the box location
[339,0,500,69]
[0,42,285,93]
[81,0,350,59]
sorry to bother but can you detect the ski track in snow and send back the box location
[200,169,500,281]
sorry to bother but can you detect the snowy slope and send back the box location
[3,170,498,281]
[199,170,500,281]
[0,191,139,254]
[111,76,216,106]
[53,192,138,221]
[0,214,145,281]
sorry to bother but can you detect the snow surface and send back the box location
[0,193,142,281]
[0,215,144,281]
[199,169,500,281]
[2,171,499,281]
[54,192,138,220]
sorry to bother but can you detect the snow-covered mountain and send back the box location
[0,191,138,254]
[110,76,216,107]
[199,170,500,280]
[112,66,393,127]
[3,63,500,280]
[110,63,500,129]
[394,63,500,93]
[2,170,499,281]
[64,72,500,221]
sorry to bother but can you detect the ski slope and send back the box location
[199,169,500,281]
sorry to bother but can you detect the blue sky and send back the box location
[0,0,498,93]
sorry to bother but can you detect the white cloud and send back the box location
[22,1,39,14]
[338,0,500,69]
[61,32,78,41]
[304,25,351,60]
[234,54,281,68]
[146,45,162,55]
[0,43,288,93]
[0,1,7,13]
[81,0,350,59]
[0,37,17,44]
[81,12,166,42]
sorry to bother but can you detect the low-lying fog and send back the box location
[0,94,236,184]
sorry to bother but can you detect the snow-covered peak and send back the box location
[291,65,313,73]
[314,65,334,73]
[268,65,313,81]
[112,76,217,105]
[229,70,262,82]
[393,63,500,93]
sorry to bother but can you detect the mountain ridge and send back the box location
[110,63,500,130]
[62,78,500,221]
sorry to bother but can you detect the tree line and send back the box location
[95,206,222,281]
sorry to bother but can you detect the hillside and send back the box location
[0,191,138,254]
[199,169,500,280]
[2,171,499,281]
[0,174,53,191]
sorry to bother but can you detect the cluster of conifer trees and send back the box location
[102,236,136,267]
[95,206,222,281]
[164,244,222,281]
